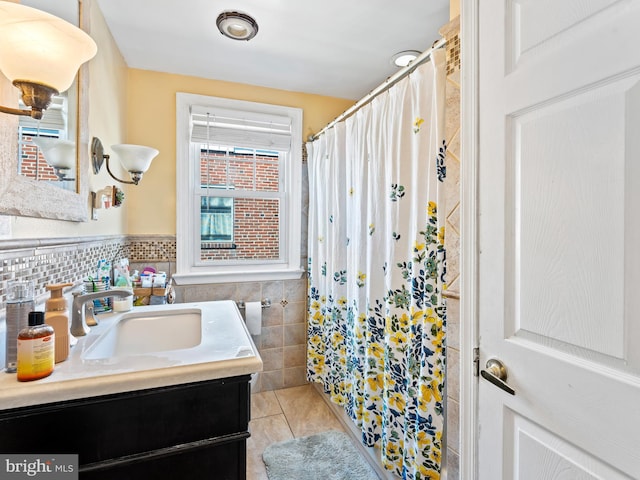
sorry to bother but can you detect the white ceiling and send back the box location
[94,0,451,101]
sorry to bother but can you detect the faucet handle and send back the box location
[85,303,98,326]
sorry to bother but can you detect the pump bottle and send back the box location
[44,282,74,363]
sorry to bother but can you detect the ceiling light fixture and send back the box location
[391,50,422,68]
[216,11,258,41]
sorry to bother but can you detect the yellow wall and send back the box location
[123,69,354,235]
[450,0,460,19]
[85,0,128,234]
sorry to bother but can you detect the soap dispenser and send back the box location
[45,283,74,363]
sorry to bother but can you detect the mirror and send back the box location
[0,0,89,221]
[18,1,78,192]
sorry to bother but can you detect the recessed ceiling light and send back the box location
[391,50,421,67]
[216,11,258,41]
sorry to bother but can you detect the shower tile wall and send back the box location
[441,16,461,480]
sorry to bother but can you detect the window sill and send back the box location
[172,268,305,285]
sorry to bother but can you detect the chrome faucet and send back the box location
[71,288,133,337]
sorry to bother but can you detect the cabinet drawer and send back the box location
[81,434,248,480]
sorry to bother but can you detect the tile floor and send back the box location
[247,384,351,480]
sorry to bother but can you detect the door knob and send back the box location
[480,358,515,395]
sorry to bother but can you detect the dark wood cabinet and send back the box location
[0,375,251,479]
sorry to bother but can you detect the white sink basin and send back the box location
[74,301,260,377]
[82,308,202,360]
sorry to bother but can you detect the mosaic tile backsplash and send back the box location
[0,236,128,307]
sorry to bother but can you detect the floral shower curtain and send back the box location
[307,49,447,480]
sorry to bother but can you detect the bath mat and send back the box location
[262,430,379,480]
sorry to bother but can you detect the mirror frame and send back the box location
[0,0,89,222]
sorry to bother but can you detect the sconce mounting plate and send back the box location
[91,137,107,175]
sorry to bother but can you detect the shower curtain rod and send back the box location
[309,37,448,142]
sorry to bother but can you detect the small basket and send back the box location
[133,286,170,306]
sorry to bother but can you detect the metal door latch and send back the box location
[480,358,515,395]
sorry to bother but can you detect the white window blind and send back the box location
[190,105,292,151]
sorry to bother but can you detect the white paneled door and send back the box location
[477,1,640,478]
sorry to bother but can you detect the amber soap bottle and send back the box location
[17,311,55,382]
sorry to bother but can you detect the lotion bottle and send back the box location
[17,311,54,382]
[45,282,74,363]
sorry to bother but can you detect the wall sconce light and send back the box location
[91,137,159,185]
[0,3,97,120]
[32,137,76,181]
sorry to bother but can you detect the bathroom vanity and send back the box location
[0,375,251,479]
[0,301,262,479]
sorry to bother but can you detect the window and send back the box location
[175,93,303,284]
[201,194,233,243]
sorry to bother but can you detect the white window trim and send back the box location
[174,92,303,285]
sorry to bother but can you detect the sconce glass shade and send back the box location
[0,2,97,94]
[32,137,75,170]
[111,144,159,174]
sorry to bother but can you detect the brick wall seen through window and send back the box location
[199,147,281,261]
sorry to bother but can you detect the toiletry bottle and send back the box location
[45,282,74,363]
[5,280,35,373]
[17,311,54,382]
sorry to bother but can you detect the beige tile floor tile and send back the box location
[251,390,282,419]
[274,384,346,437]
[247,414,294,480]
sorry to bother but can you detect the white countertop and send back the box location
[0,300,262,410]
